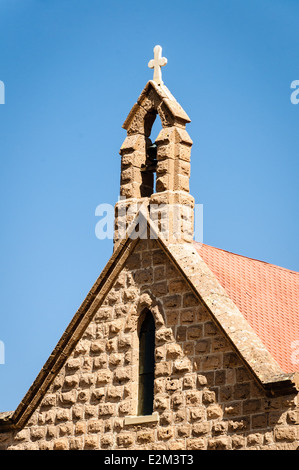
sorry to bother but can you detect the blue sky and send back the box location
[0,0,298,411]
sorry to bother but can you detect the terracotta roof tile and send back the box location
[193,242,299,373]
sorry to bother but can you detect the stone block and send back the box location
[192,422,210,436]
[134,268,153,285]
[154,396,169,410]
[233,383,251,400]
[154,266,165,282]
[137,431,155,444]
[53,439,69,450]
[274,426,298,441]
[166,343,182,359]
[243,399,262,414]
[186,438,206,450]
[157,427,173,440]
[180,309,196,323]
[118,335,132,350]
[187,326,202,340]
[96,370,112,385]
[79,373,94,388]
[197,374,208,386]
[64,374,79,389]
[66,358,81,372]
[30,427,45,441]
[98,404,115,417]
[246,433,263,447]
[173,358,191,374]
[228,417,250,432]
[186,391,201,407]
[204,321,219,337]
[156,327,173,343]
[84,405,98,419]
[90,339,106,354]
[123,288,138,302]
[117,433,134,448]
[163,295,181,309]
[171,392,184,408]
[213,421,228,435]
[208,437,231,450]
[176,424,191,437]
[84,435,98,449]
[168,279,187,294]
[46,426,58,439]
[107,386,123,401]
[206,405,223,420]
[59,423,73,437]
[165,310,179,325]
[75,421,86,435]
[14,429,30,442]
[95,306,113,321]
[101,434,114,448]
[183,293,199,307]
[60,390,77,405]
[40,394,56,408]
[77,390,89,402]
[155,361,172,377]
[223,402,242,417]
[231,435,245,449]
[151,281,168,297]
[69,437,83,451]
[202,391,216,405]
[201,354,222,371]
[55,409,70,422]
[87,419,103,434]
[114,368,131,383]
[93,354,107,369]
[183,374,196,389]
[165,378,181,393]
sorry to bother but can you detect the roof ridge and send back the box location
[193,241,299,275]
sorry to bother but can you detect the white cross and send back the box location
[148,45,167,85]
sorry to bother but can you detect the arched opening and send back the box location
[140,112,163,198]
[138,309,155,416]
[149,113,163,143]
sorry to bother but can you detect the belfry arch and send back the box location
[114,49,195,245]
[119,81,193,199]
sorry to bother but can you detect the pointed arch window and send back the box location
[138,309,155,416]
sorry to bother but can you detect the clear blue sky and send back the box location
[0,0,298,411]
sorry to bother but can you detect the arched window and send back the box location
[138,310,155,416]
[140,112,163,198]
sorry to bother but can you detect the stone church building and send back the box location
[0,47,298,450]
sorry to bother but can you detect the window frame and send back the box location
[137,309,156,416]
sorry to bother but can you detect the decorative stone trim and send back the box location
[124,412,159,426]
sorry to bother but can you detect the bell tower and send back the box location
[114,46,194,245]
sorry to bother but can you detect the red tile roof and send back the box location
[193,242,299,373]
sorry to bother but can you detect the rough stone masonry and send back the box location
[0,48,298,450]
[0,237,298,450]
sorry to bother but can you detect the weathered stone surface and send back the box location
[0,238,298,452]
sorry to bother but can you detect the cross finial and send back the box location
[148,45,167,86]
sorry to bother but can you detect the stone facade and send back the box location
[1,74,298,451]
[1,239,298,450]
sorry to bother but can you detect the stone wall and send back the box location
[1,239,298,450]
